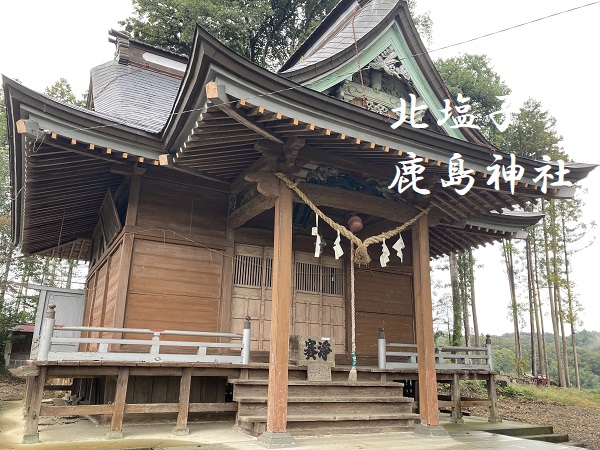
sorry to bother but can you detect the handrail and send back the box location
[54,326,241,339]
[377,327,494,372]
[36,305,252,365]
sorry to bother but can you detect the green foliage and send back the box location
[435,54,510,142]
[119,0,338,69]
[44,78,87,107]
[501,98,565,160]
[407,0,433,45]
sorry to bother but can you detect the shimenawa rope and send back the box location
[274,172,431,265]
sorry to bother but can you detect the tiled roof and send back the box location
[90,61,181,133]
[281,0,398,73]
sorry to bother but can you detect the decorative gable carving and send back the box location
[366,46,411,82]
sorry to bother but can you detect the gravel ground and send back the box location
[0,376,26,401]
[469,396,600,450]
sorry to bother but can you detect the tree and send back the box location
[119,0,338,69]
[45,78,87,107]
[435,54,510,142]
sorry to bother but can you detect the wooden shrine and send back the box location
[3,0,596,444]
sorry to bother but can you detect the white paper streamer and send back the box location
[312,215,322,257]
[333,230,344,259]
[380,239,390,267]
[392,234,405,262]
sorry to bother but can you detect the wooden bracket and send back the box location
[245,171,280,197]
[229,195,277,229]
[205,81,283,144]
[16,119,45,140]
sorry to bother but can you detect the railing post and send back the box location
[435,346,443,365]
[486,334,494,372]
[242,316,251,365]
[377,327,386,369]
[150,331,161,355]
[37,304,56,361]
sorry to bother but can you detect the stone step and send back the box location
[239,412,419,423]
[488,425,554,437]
[284,418,415,436]
[524,434,570,444]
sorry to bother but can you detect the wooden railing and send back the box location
[35,305,252,364]
[377,328,494,372]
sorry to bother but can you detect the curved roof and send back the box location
[90,60,181,133]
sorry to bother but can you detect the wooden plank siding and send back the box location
[354,269,415,357]
[136,178,229,240]
[123,239,224,346]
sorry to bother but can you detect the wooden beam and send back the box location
[205,82,283,144]
[296,147,393,182]
[22,366,47,443]
[173,368,192,434]
[412,214,439,427]
[125,171,142,227]
[229,195,277,229]
[109,367,129,438]
[266,179,293,433]
[299,183,420,223]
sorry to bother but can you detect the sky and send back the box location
[0,1,599,335]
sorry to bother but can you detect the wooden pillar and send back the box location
[173,368,193,434]
[450,372,463,423]
[112,170,142,332]
[266,179,293,433]
[108,367,129,439]
[412,214,439,426]
[487,374,502,423]
[22,366,47,443]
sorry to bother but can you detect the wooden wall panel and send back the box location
[354,270,414,356]
[103,242,122,332]
[124,239,223,337]
[136,178,229,239]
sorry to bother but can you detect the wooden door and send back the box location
[354,269,414,356]
[231,246,345,354]
[293,252,345,354]
[231,244,273,351]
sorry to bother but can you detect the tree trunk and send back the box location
[66,261,75,289]
[542,200,566,387]
[550,201,570,387]
[459,252,470,347]
[468,249,480,347]
[449,252,462,346]
[561,210,580,389]
[0,254,13,310]
[526,237,536,376]
[532,226,549,377]
[503,241,522,377]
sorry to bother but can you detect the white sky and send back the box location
[1,1,598,335]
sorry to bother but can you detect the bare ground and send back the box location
[0,377,25,402]
[470,395,600,449]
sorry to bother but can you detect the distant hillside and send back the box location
[436,330,600,388]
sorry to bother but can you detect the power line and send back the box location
[406,1,600,61]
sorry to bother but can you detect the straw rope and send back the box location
[275,172,432,265]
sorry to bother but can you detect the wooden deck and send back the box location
[18,309,500,443]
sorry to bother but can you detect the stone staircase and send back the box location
[231,379,418,436]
